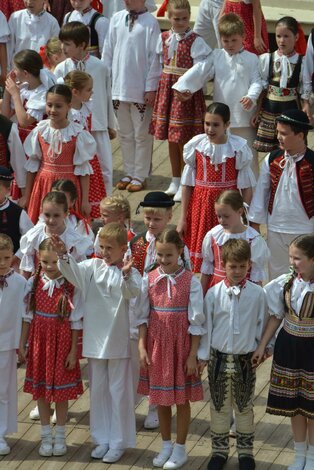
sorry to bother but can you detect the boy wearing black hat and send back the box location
[0,167,33,263]
[249,109,314,279]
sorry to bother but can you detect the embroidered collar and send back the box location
[153,266,184,298]
[166,28,192,59]
[0,269,14,289]
[277,49,296,58]
[297,273,314,284]
[26,9,45,18]
[125,9,147,31]
[71,53,90,71]
[82,6,93,13]
[224,277,247,289]
[41,274,64,297]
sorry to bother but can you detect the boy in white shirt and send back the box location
[102,0,161,192]
[8,0,60,66]
[198,238,267,470]
[173,13,262,177]
[53,223,141,463]
[102,0,156,18]
[55,22,116,194]
[0,234,27,455]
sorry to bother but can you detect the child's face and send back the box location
[289,245,314,280]
[215,203,243,232]
[24,0,45,15]
[144,210,172,237]
[0,249,13,276]
[62,40,86,60]
[50,50,66,67]
[223,259,250,286]
[46,93,71,127]
[124,0,146,12]
[168,8,190,33]
[42,202,67,234]
[100,207,124,226]
[39,250,61,279]
[98,237,127,265]
[276,122,304,154]
[156,241,182,274]
[12,65,27,84]
[221,34,243,55]
[0,182,10,203]
[275,25,298,56]
[204,112,229,144]
[74,79,93,103]
[70,0,91,11]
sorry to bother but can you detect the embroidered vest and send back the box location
[129,231,149,276]
[268,148,314,218]
[0,200,23,253]
[0,115,13,168]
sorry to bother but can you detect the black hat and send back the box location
[276,109,313,130]
[139,191,175,208]
[0,167,14,181]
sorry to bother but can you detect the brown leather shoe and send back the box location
[127,178,146,192]
[116,176,132,190]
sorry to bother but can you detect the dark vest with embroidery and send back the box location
[268,148,314,218]
[0,115,13,168]
[0,200,23,252]
[129,231,149,276]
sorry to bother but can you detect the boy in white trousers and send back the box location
[53,223,141,463]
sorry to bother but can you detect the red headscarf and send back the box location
[157,0,169,17]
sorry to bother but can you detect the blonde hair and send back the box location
[64,70,92,91]
[98,222,128,246]
[167,0,191,14]
[218,13,244,37]
[143,207,173,217]
[46,37,63,59]
[100,194,131,221]
[0,234,14,252]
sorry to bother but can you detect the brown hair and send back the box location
[29,238,72,320]
[98,222,128,246]
[218,13,244,37]
[156,228,188,268]
[167,0,191,15]
[59,22,90,48]
[216,190,248,225]
[290,234,314,259]
[222,238,251,264]
[13,49,43,77]
[0,233,14,252]
[41,191,69,213]
[64,70,92,91]
[51,179,78,202]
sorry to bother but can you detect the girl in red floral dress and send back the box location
[19,238,83,458]
[150,0,211,202]
[177,102,255,273]
[138,229,205,470]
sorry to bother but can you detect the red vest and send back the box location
[268,148,314,219]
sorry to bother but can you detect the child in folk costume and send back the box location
[253,235,314,470]
[177,103,255,273]
[19,238,83,457]
[64,0,109,58]
[24,84,95,223]
[102,0,157,19]
[248,109,314,280]
[20,191,93,275]
[173,13,263,177]
[138,229,205,469]
[253,17,304,153]
[0,234,27,456]
[3,49,56,143]
[7,0,59,65]
[220,0,268,55]
[200,189,269,294]
[102,0,161,192]
[39,38,65,73]
[64,70,106,219]
[53,223,141,463]
[199,239,268,470]
[55,22,116,195]
[150,0,211,202]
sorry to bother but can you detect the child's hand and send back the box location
[18,195,27,209]
[254,36,267,55]
[50,234,67,256]
[122,255,133,277]
[108,128,117,140]
[18,345,27,364]
[65,350,76,370]
[198,359,207,375]
[176,219,187,238]
[250,113,259,128]
[251,345,265,368]
[174,90,192,102]
[185,354,198,376]
[5,75,20,98]
[240,96,253,111]
[144,91,156,107]
[81,200,91,219]
[139,347,150,369]
[302,102,314,125]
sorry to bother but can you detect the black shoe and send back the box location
[207,454,228,470]
[238,456,256,470]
